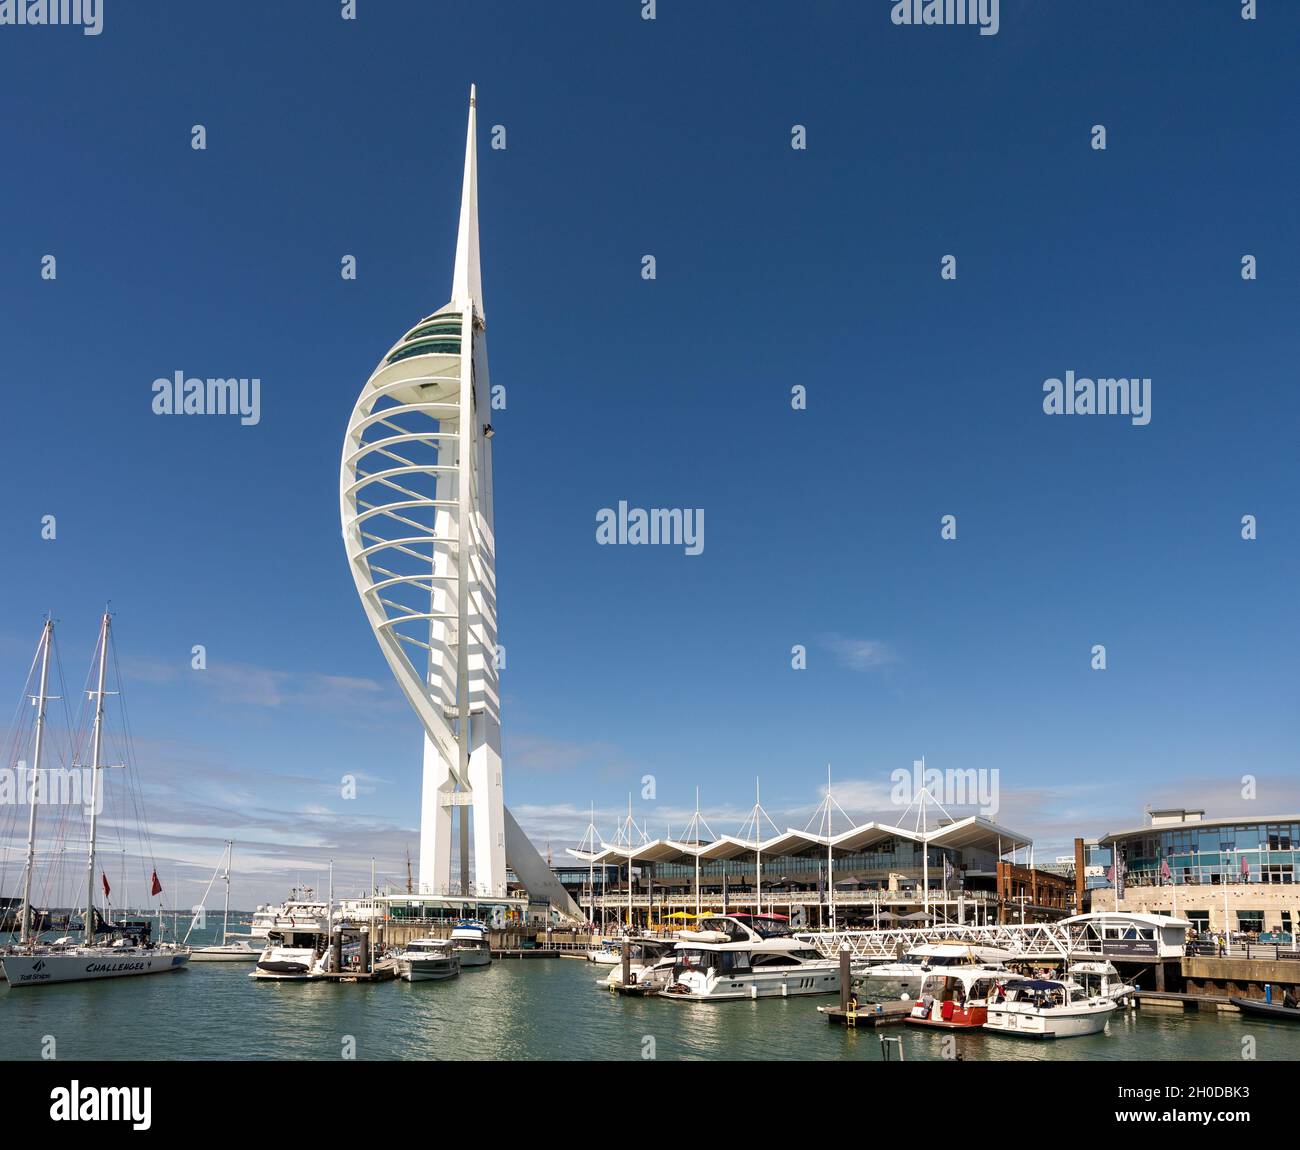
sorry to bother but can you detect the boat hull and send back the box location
[2,948,190,987]
[908,1004,989,1029]
[1230,997,1300,1022]
[666,964,841,1001]
[189,946,260,962]
[985,1001,1116,1038]
[400,960,459,982]
[453,946,491,968]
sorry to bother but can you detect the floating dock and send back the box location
[820,1000,911,1028]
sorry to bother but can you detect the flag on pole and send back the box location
[101,873,111,898]
[150,869,163,896]
[1160,858,1172,883]
[1240,854,1250,880]
[1106,864,1115,883]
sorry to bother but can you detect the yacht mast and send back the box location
[83,611,111,947]
[221,840,233,944]
[19,618,55,946]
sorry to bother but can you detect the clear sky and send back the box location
[1,1,1297,907]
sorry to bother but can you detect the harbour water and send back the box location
[1,936,1292,1061]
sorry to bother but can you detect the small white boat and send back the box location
[396,938,460,982]
[449,920,491,968]
[586,937,624,965]
[661,915,842,1002]
[602,937,678,991]
[1065,960,1136,1004]
[984,977,1118,1039]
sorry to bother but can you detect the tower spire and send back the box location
[451,84,483,318]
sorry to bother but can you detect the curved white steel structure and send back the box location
[341,88,578,916]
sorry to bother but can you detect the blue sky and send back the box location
[1,1,1297,905]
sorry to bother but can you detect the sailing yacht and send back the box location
[188,841,259,961]
[1,613,191,987]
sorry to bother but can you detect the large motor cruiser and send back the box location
[662,914,841,1002]
[984,977,1118,1038]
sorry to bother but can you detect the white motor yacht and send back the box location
[984,977,1118,1038]
[395,938,460,982]
[250,906,329,981]
[449,920,492,968]
[661,915,841,1002]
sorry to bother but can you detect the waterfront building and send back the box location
[1079,807,1300,937]
[564,807,1070,928]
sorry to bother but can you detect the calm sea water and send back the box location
[1,931,1295,1061]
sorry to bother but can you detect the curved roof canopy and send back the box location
[566,814,1030,868]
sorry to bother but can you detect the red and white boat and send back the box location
[907,965,1021,1030]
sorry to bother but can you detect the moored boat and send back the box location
[1229,995,1300,1022]
[188,841,260,962]
[857,942,1016,1001]
[984,977,1118,1038]
[907,965,1018,1029]
[1,614,191,988]
[661,914,842,1002]
[395,937,460,982]
[449,919,492,968]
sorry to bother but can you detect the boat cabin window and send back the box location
[746,916,792,939]
[675,948,750,974]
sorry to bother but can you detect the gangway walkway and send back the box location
[799,922,1106,962]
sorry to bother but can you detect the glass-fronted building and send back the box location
[1087,809,1300,937]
